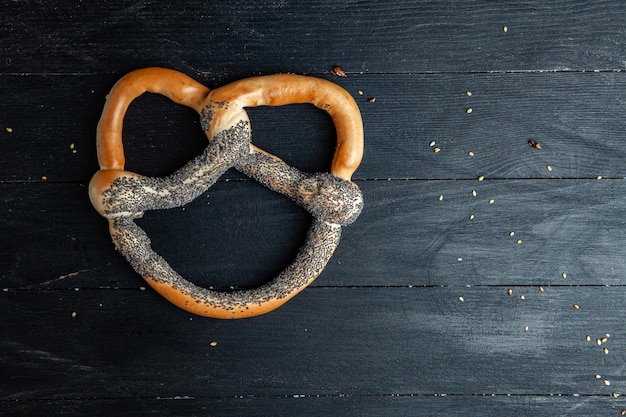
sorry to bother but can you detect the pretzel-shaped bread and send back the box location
[89,67,363,318]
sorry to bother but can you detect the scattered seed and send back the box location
[528,139,541,150]
[457,257,463,262]
[597,339,603,346]
[621,409,625,415]
[468,151,475,157]
[516,239,522,244]
[604,379,611,386]
[367,97,376,103]
[524,326,529,332]
[357,90,363,95]
[210,341,218,347]
[606,333,611,338]
[471,190,477,197]
[547,165,553,172]
[330,66,346,77]
[503,25,508,32]
[466,91,472,97]
[438,194,444,201]
[509,231,515,237]
[507,289,513,296]
[613,392,619,398]
[573,304,580,310]
[469,214,475,220]
[459,296,464,302]
[429,140,436,147]
[520,294,525,300]
[601,337,608,343]
[6,127,13,133]
[586,335,591,342]
[562,272,567,279]
[477,175,485,181]
[596,176,602,180]
[488,199,495,205]
[465,108,473,114]
[433,147,441,153]
[71,311,77,318]
[70,143,75,150]
[596,374,602,379]
[539,286,544,292]
[604,347,609,354]
[42,175,48,181]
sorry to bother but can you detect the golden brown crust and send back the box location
[202,74,363,181]
[90,67,364,318]
[97,67,211,171]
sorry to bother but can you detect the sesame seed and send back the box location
[465,108,473,114]
[210,341,218,347]
[516,239,522,244]
[605,333,611,338]
[604,347,609,354]
[469,214,475,220]
[596,176,602,180]
[466,91,472,97]
[42,175,48,181]
[459,296,464,302]
[429,140,436,147]
[539,286,544,292]
[438,194,444,201]
[520,294,525,300]
[6,127,13,133]
[524,326,529,332]
[468,151,475,157]
[547,165,552,172]
[457,257,463,262]
[503,26,508,32]
[596,374,602,379]
[471,190,477,197]
[357,90,363,95]
[613,392,619,399]
[601,337,608,343]
[573,304,580,310]
[586,335,591,342]
[597,339,603,346]
[562,272,567,279]
[71,311,77,318]
[604,379,611,386]
[434,147,441,153]
[509,231,515,237]
[489,199,495,205]
[507,289,513,296]
[477,175,484,181]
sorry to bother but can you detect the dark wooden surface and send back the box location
[2,1,626,416]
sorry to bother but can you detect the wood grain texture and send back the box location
[3,179,625,288]
[3,1,626,415]
[2,395,626,417]
[1,287,624,400]
[2,0,625,74]
[2,72,626,182]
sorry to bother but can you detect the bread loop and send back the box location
[89,67,364,318]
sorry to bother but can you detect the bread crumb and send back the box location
[330,66,346,77]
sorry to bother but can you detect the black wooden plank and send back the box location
[2,395,625,417]
[2,1,625,74]
[1,287,624,400]
[2,72,626,183]
[2,179,626,289]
